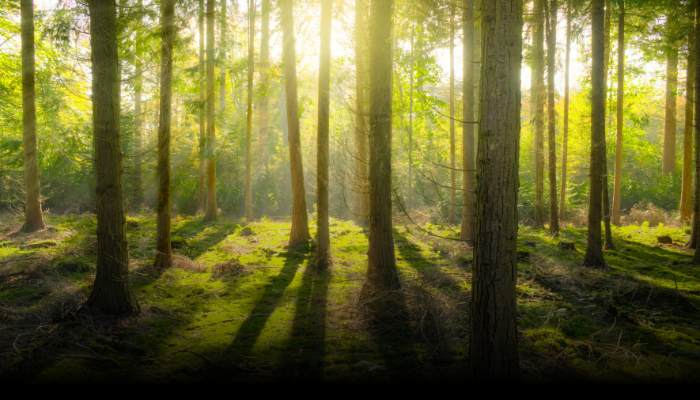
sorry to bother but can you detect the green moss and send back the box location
[561,315,598,339]
[0,245,23,259]
[4,214,700,382]
[0,285,48,303]
[524,327,570,354]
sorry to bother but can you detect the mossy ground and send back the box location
[1,214,700,382]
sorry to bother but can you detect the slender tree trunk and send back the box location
[316,0,332,269]
[407,15,415,210]
[280,0,309,247]
[229,1,239,118]
[132,78,143,211]
[256,0,271,178]
[367,0,398,290]
[131,0,143,211]
[449,5,456,225]
[86,0,138,315]
[663,46,679,175]
[681,28,696,223]
[198,0,206,213]
[204,0,217,221]
[20,0,45,232]
[612,0,624,225]
[154,0,174,270]
[559,0,571,220]
[532,0,545,228]
[460,0,475,244]
[219,0,227,128]
[584,0,606,268]
[470,0,521,380]
[245,0,255,221]
[602,0,614,250]
[353,0,370,225]
[692,0,700,261]
[545,0,559,235]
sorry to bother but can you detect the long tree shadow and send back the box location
[360,249,422,382]
[172,218,240,259]
[607,239,699,277]
[0,275,214,383]
[210,247,308,378]
[277,263,330,381]
[393,231,470,379]
[394,231,467,296]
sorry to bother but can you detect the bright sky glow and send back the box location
[32,0,670,98]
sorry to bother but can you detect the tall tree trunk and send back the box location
[612,0,624,225]
[316,0,332,269]
[546,0,559,235]
[460,0,475,244]
[256,0,271,178]
[204,0,217,221]
[471,0,521,380]
[20,0,45,233]
[367,0,398,290]
[681,27,696,223]
[132,0,143,211]
[663,46,679,175]
[602,0,614,250]
[245,0,255,221]
[584,0,606,268]
[449,5,456,225]
[532,0,545,228]
[154,0,174,270]
[407,13,415,210]
[86,0,138,315]
[198,0,206,213]
[559,0,571,220]
[354,0,369,225]
[229,1,239,119]
[219,0,226,128]
[692,0,700,261]
[280,0,309,247]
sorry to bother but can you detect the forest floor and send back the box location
[1,213,700,383]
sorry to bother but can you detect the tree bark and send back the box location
[86,0,138,315]
[612,0,624,226]
[681,25,696,223]
[460,0,475,244]
[584,0,606,268]
[256,0,271,171]
[602,0,614,249]
[354,0,370,226]
[198,0,206,213]
[449,5,457,225]
[280,0,310,247]
[315,0,332,269]
[546,0,559,235]
[154,0,174,271]
[692,0,700,261]
[20,0,45,233]
[408,13,415,211]
[367,0,398,290]
[245,0,255,221]
[532,0,546,228]
[132,0,143,211]
[204,0,217,221]
[560,0,571,220]
[663,46,679,175]
[219,0,227,128]
[530,0,546,228]
[470,0,522,380]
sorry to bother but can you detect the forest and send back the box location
[1,0,700,383]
